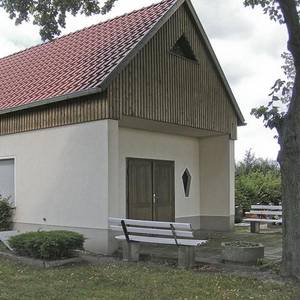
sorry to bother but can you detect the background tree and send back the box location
[235,150,281,214]
[244,0,300,279]
[0,0,118,41]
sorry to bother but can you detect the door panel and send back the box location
[127,159,153,220]
[153,161,175,222]
[127,158,175,222]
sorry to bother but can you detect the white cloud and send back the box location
[0,0,289,162]
[193,0,287,161]
[0,11,40,58]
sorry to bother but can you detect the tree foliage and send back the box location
[235,150,281,211]
[251,52,295,130]
[244,0,300,133]
[244,0,300,279]
[0,0,118,41]
[244,0,285,23]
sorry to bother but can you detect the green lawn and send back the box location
[0,258,299,300]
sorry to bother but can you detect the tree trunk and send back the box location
[278,72,300,279]
[277,0,300,280]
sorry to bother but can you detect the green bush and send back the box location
[9,231,85,260]
[236,171,281,211]
[235,150,281,211]
[0,197,13,231]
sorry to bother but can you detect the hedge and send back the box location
[0,198,13,231]
[9,230,85,260]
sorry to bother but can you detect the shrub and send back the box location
[9,230,85,260]
[235,150,281,211]
[0,196,13,231]
[235,171,281,211]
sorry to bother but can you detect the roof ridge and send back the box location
[0,0,175,62]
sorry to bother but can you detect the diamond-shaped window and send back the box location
[182,168,191,197]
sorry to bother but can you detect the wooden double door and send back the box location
[127,158,175,222]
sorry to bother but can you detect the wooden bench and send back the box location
[109,218,207,268]
[243,205,282,233]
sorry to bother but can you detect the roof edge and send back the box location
[0,87,103,116]
[0,0,246,127]
[98,0,185,91]
[184,0,245,126]
[0,0,181,117]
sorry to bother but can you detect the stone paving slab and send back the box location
[131,227,283,266]
[0,231,19,242]
[0,231,19,251]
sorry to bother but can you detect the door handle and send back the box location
[153,193,159,204]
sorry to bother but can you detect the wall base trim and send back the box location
[200,215,234,231]
[175,216,200,230]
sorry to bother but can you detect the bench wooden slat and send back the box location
[244,205,282,233]
[109,218,207,267]
[246,211,282,216]
[110,225,194,238]
[243,218,282,223]
[251,205,282,210]
[115,235,207,247]
[109,217,192,230]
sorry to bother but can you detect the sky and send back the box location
[0,0,288,162]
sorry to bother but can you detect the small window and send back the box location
[182,168,191,197]
[0,159,15,206]
[171,35,197,62]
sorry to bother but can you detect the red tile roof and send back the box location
[0,0,177,112]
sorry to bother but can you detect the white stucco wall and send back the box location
[0,119,235,252]
[0,120,113,230]
[199,135,235,229]
[118,127,201,221]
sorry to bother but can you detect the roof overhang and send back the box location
[0,0,245,126]
[0,87,103,116]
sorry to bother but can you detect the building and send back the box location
[0,0,245,253]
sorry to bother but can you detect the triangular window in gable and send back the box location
[171,35,197,62]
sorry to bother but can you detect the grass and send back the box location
[0,241,9,253]
[0,258,299,300]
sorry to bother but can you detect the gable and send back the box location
[0,0,177,113]
[107,3,239,138]
[0,0,243,138]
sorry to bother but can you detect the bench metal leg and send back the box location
[250,222,260,233]
[122,241,140,262]
[178,247,195,268]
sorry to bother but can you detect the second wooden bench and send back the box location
[243,205,282,233]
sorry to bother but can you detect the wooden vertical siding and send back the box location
[0,93,108,136]
[108,4,238,139]
[0,4,238,138]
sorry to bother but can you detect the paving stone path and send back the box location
[135,225,283,266]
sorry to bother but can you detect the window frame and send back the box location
[0,156,17,208]
[170,34,199,63]
[182,168,192,198]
